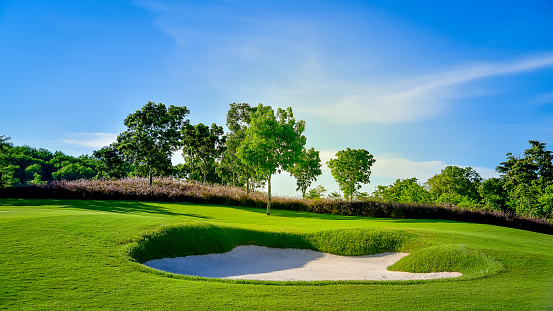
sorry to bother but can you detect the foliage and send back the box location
[496,140,553,218]
[117,102,190,185]
[236,104,306,214]
[181,123,225,183]
[93,143,131,179]
[0,136,15,188]
[218,103,262,192]
[288,147,322,198]
[478,177,507,211]
[0,143,99,185]
[306,185,327,199]
[426,166,482,204]
[372,178,431,204]
[327,148,376,201]
[52,163,97,181]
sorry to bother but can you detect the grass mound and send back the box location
[388,244,503,279]
[128,224,414,264]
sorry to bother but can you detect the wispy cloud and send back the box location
[62,133,117,148]
[308,53,553,124]
[533,92,553,105]
[321,151,498,183]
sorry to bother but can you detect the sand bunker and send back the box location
[143,245,462,281]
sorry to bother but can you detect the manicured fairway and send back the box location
[1,198,552,310]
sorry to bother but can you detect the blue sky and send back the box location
[2,0,553,196]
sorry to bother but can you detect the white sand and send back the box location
[143,245,462,281]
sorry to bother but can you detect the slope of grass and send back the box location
[1,198,553,310]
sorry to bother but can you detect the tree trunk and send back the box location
[267,174,271,215]
[246,178,250,195]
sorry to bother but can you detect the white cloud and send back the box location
[307,53,553,124]
[371,155,446,182]
[62,133,117,148]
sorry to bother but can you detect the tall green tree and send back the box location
[496,140,553,216]
[217,103,262,192]
[236,104,306,215]
[288,147,322,198]
[426,166,482,205]
[327,148,376,201]
[117,102,190,185]
[181,123,226,183]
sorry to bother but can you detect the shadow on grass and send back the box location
[0,198,212,219]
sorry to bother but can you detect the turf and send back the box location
[1,198,553,310]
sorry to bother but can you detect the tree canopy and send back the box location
[327,148,375,201]
[181,123,225,183]
[236,104,306,214]
[372,178,431,204]
[218,103,261,192]
[288,147,322,198]
[426,166,482,206]
[117,102,190,185]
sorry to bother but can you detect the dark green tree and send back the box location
[479,177,508,211]
[117,102,190,185]
[93,143,131,179]
[237,104,306,215]
[327,148,376,201]
[181,123,225,183]
[496,140,553,216]
[288,147,322,198]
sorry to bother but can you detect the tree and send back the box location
[288,147,322,198]
[236,104,306,215]
[93,143,131,179]
[306,185,326,199]
[52,163,96,181]
[0,135,16,187]
[372,178,431,204]
[181,123,225,183]
[217,103,262,192]
[496,140,553,216]
[479,177,507,211]
[117,102,190,185]
[25,163,43,182]
[0,135,12,156]
[426,166,482,205]
[327,148,375,201]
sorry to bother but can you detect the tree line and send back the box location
[1,101,552,220]
[371,140,553,219]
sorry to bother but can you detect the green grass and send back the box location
[1,198,553,310]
